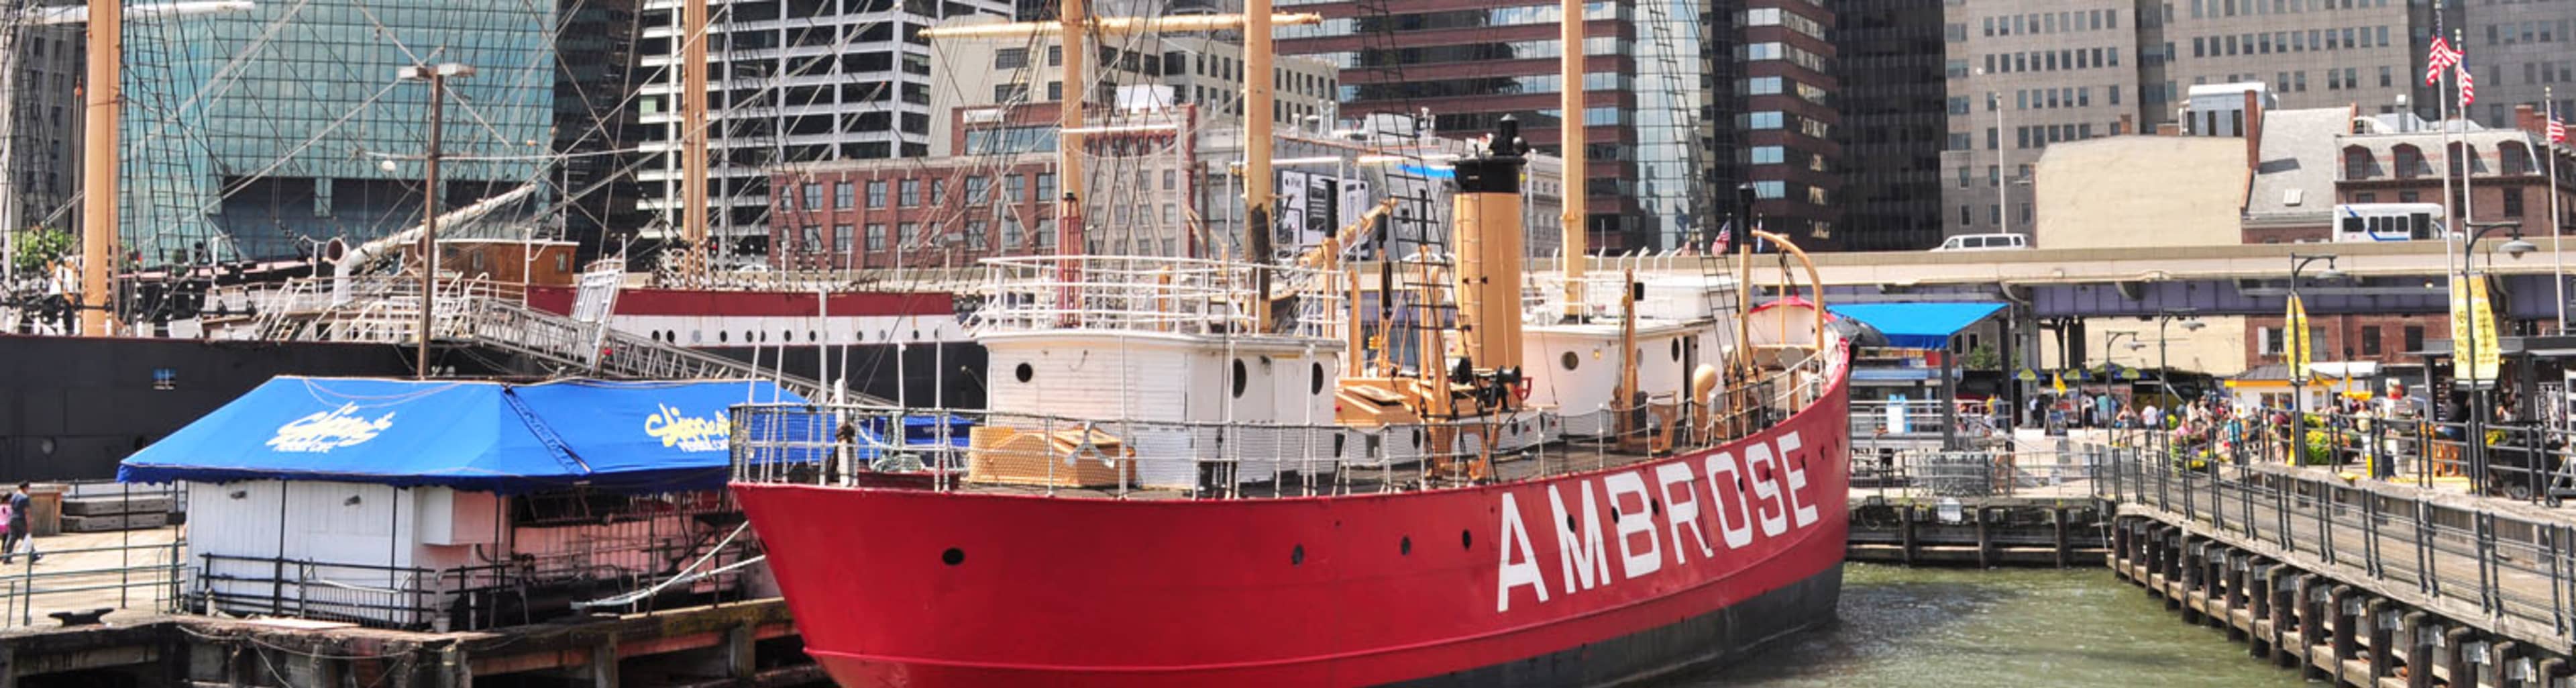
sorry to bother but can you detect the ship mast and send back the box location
[1057,0,1086,260]
[1556,0,1585,320]
[79,0,121,336]
[1243,0,1275,329]
[680,0,710,283]
[919,10,1317,268]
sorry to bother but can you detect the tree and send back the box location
[1961,344,2002,371]
[8,228,74,279]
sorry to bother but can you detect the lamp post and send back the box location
[397,62,476,379]
[2288,253,2345,464]
[2458,220,2534,492]
[2155,313,2207,404]
[1976,68,2010,236]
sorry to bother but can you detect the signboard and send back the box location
[2285,293,2313,383]
[1277,170,1363,250]
[2449,277,2502,383]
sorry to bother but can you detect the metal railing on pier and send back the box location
[0,481,186,630]
[2103,404,2576,506]
[2092,442,2576,650]
[1849,446,2103,499]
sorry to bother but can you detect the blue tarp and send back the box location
[117,377,806,493]
[1827,302,2006,350]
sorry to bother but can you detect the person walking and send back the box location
[4,483,38,564]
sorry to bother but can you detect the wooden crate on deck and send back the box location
[967,426,1134,488]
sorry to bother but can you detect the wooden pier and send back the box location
[0,599,822,688]
[2098,446,2576,687]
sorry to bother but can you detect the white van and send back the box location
[1932,234,2029,252]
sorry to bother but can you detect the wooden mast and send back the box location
[1057,0,1086,260]
[1244,0,1276,329]
[79,0,121,336]
[1556,0,1585,320]
[680,0,710,282]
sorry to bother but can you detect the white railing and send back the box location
[973,255,1347,341]
[731,336,1843,498]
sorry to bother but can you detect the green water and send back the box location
[1667,564,2314,688]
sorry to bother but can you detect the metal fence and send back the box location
[2114,405,2576,505]
[0,481,187,629]
[1851,447,2104,499]
[2092,442,2576,650]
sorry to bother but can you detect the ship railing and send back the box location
[729,338,1844,497]
[973,255,1347,341]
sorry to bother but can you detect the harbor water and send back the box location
[1666,564,2311,688]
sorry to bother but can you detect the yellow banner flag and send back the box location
[2285,293,2312,382]
[2451,277,2502,383]
[2051,371,2066,396]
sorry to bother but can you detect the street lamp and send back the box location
[2288,252,2342,464]
[2458,220,2528,491]
[1975,68,2011,237]
[2154,311,2207,404]
[396,62,476,379]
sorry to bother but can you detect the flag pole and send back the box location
[2436,0,2459,287]
[2458,29,2477,236]
[2551,87,2567,333]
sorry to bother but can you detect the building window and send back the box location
[833,224,853,254]
[865,224,887,252]
[2259,328,2284,355]
[1036,173,1057,201]
[1007,174,1027,201]
[866,180,888,207]
[995,47,1029,69]
[2361,326,2381,356]
[802,183,823,209]
[965,175,989,203]
[2404,325,2425,353]
[2505,187,2525,217]
[900,179,922,207]
[833,181,854,209]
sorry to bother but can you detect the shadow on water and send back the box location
[1655,564,2312,688]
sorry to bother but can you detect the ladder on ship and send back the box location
[234,276,865,404]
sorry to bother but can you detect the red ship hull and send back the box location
[734,377,1850,687]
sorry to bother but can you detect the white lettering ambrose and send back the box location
[268,404,397,453]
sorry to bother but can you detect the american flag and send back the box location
[2552,117,2567,144]
[1711,220,1732,254]
[2426,37,2461,86]
[2459,64,2477,108]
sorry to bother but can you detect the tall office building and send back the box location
[1278,0,1765,252]
[119,1,556,264]
[555,0,651,260]
[1735,0,1841,249]
[634,0,1014,263]
[2,21,82,236]
[1937,0,2411,240]
[1827,0,1944,251]
[2442,2,2576,128]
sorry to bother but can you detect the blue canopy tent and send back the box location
[1826,302,2007,350]
[119,377,806,494]
[1825,301,2010,449]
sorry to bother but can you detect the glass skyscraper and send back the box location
[120,1,555,264]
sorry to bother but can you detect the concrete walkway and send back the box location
[0,525,184,631]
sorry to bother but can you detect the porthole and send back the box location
[1014,362,1035,383]
[1291,544,1305,566]
[1561,351,1580,371]
[1461,530,1472,550]
[1400,536,1412,556]
[1310,362,1326,395]
[718,331,729,343]
[809,330,819,342]
[782,330,793,342]
[1670,339,1682,361]
[941,548,965,566]
[1232,359,1249,398]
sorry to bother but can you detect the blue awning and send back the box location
[118,377,805,493]
[1827,302,2006,350]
